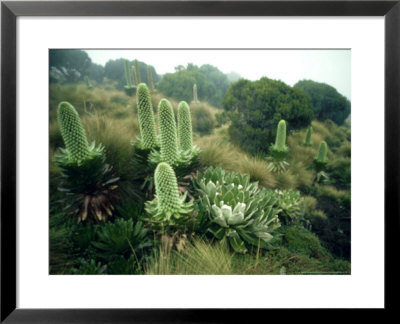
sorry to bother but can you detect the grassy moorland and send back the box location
[49,79,350,275]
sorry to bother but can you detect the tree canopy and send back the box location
[157,63,229,107]
[223,77,314,154]
[294,80,351,125]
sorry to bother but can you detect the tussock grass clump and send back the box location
[196,134,276,188]
[145,238,233,275]
[82,113,138,178]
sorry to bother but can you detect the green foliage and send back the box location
[193,167,281,253]
[136,83,158,149]
[50,49,103,84]
[158,99,179,165]
[273,190,303,225]
[303,126,313,146]
[84,76,93,90]
[294,79,351,125]
[145,162,194,230]
[157,63,229,107]
[92,218,151,258]
[193,83,199,102]
[224,77,314,154]
[57,101,90,162]
[71,259,106,274]
[191,103,215,135]
[178,101,193,151]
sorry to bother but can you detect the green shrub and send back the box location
[92,218,151,258]
[224,77,314,154]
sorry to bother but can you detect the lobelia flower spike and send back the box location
[275,119,287,150]
[136,83,158,149]
[270,119,289,160]
[158,99,179,165]
[314,140,329,173]
[303,126,313,146]
[57,101,90,162]
[147,65,155,92]
[134,59,141,84]
[145,162,193,227]
[177,101,193,151]
[154,162,181,217]
[124,59,133,87]
[193,84,198,102]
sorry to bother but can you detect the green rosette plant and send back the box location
[303,126,313,146]
[268,120,289,173]
[54,101,120,223]
[145,162,194,231]
[273,190,303,225]
[193,167,281,253]
[124,59,136,96]
[135,83,158,150]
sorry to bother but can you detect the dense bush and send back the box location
[157,64,229,107]
[223,77,314,154]
[294,80,351,125]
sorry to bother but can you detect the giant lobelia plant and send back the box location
[54,101,120,223]
[268,119,289,173]
[145,162,194,231]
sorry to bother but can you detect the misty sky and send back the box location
[85,49,351,99]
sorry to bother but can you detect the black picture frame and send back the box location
[1,0,399,322]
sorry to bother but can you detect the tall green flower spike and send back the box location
[147,65,154,92]
[316,141,328,163]
[145,162,193,226]
[158,99,179,165]
[124,59,133,87]
[178,101,193,151]
[193,84,198,102]
[275,120,287,150]
[303,126,313,146]
[132,66,138,86]
[154,162,181,216]
[136,83,158,149]
[57,101,90,162]
[314,141,329,173]
[134,59,141,84]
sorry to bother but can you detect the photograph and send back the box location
[49,49,351,275]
